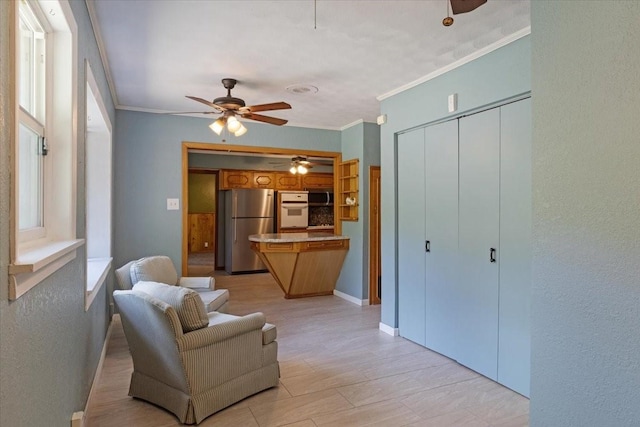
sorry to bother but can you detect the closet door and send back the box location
[498,98,532,396]
[458,108,500,380]
[424,120,459,358]
[397,129,426,346]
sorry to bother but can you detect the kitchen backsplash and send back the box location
[309,206,334,226]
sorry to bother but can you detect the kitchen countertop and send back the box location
[249,232,349,243]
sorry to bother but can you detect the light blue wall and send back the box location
[114,110,340,271]
[530,2,640,426]
[0,1,115,425]
[189,152,333,173]
[378,36,531,328]
[336,122,380,300]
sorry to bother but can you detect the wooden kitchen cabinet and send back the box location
[220,170,253,189]
[274,172,301,190]
[253,171,275,188]
[301,173,333,189]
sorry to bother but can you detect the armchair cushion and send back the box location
[133,281,208,333]
[178,276,214,290]
[130,255,179,285]
[115,260,137,290]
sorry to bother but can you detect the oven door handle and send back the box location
[282,204,309,210]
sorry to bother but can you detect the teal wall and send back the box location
[378,35,531,328]
[530,2,640,425]
[336,121,380,300]
[0,1,115,425]
[114,110,341,271]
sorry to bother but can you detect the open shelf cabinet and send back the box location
[339,158,359,221]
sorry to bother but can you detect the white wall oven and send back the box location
[279,191,309,229]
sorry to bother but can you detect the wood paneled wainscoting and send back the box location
[188,213,216,253]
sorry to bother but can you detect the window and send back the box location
[9,0,82,300]
[85,61,112,310]
[18,0,46,239]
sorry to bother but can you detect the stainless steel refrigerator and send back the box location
[224,189,274,274]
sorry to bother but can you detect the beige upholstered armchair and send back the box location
[115,255,229,313]
[113,281,279,424]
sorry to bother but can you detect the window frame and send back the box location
[84,60,113,311]
[9,0,83,300]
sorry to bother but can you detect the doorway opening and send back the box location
[187,169,218,276]
[181,142,342,276]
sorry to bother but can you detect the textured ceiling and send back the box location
[89,0,530,130]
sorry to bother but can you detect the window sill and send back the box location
[9,239,85,300]
[86,257,112,311]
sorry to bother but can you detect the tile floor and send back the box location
[86,273,528,426]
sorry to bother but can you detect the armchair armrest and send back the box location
[178,276,214,290]
[177,312,266,352]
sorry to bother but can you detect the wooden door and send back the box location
[424,119,459,358]
[397,129,426,346]
[368,166,381,305]
[458,108,500,380]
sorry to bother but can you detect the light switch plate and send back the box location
[167,198,180,210]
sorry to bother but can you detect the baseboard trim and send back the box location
[82,314,117,422]
[333,289,369,306]
[379,322,399,336]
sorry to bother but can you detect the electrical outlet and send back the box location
[167,198,180,210]
[204,242,209,248]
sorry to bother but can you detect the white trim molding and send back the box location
[379,322,399,336]
[333,289,369,306]
[377,26,531,101]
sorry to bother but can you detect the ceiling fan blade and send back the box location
[241,102,292,113]
[450,0,487,15]
[185,96,225,111]
[242,113,288,126]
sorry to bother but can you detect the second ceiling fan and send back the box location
[185,78,291,136]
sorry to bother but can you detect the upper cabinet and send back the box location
[252,171,275,189]
[220,169,332,191]
[220,170,253,189]
[274,172,300,190]
[301,173,334,189]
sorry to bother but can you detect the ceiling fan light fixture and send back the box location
[226,115,241,133]
[209,117,226,135]
[297,165,308,174]
[234,123,247,137]
[289,166,298,174]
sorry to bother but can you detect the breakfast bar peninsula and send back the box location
[249,233,350,298]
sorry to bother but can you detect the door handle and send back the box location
[425,240,431,253]
[490,248,497,263]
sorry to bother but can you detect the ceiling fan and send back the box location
[269,155,332,175]
[183,78,291,136]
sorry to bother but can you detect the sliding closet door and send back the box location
[458,108,500,380]
[424,120,459,357]
[397,129,426,346]
[498,98,532,396]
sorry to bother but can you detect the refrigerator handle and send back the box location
[234,192,238,243]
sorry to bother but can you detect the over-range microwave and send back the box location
[308,190,334,206]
